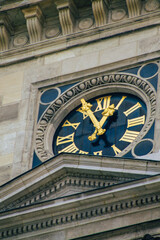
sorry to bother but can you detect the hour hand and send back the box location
[80,99,106,138]
[98,104,115,131]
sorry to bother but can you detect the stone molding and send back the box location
[126,0,142,17]
[91,0,109,26]
[1,154,160,213]
[35,73,156,161]
[22,5,44,43]
[55,0,77,35]
[0,172,160,239]
[0,11,159,65]
[1,193,160,239]
[0,1,159,56]
[0,171,134,213]
[0,14,12,51]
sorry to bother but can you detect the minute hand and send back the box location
[81,99,102,131]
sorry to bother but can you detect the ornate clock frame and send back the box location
[35,72,156,162]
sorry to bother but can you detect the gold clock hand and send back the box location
[98,104,115,134]
[81,99,103,131]
[81,99,106,140]
[80,99,115,141]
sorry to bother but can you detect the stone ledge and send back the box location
[1,153,160,211]
[0,174,160,239]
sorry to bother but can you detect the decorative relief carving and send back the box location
[35,73,156,161]
[0,14,12,51]
[59,8,74,34]
[22,6,44,43]
[45,26,60,38]
[126,0,142,17]
[111,9,126,22]
[13,34,28,47]
[91,0,109,26]
[78,18,94,30]
[144,0,160,12]
[1,192,160,238]
[55,0,77,35]
[1,172,130,212]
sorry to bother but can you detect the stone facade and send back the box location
[0,0,160,239]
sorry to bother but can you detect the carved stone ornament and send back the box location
[1,178,160,239]
[126,0,142,17]
[144,0,160,12]
[0,14,12,51]
[45,26,60,38]
[78,18,94,30]
[55,0,77,35]
[35,73,156,161]
[22,5,44,43]
[91,0,109,26]
[13,34,28,47]
[111,9,126,22]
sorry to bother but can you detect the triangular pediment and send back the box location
[1,153,160,213]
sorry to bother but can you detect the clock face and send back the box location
[53,93,147,157]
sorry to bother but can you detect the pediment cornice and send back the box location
[0,172,160,239]
[0,154,160,239]
[0,154,160,212]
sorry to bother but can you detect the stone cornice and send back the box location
[0,4,159,66]
[0,154,160,213]
[0,173,160,239]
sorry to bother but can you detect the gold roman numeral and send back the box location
[94,96,111,112]
[127,115,145,128]
[62,120,80,130]
[114,96,127,110]
[111,144,121,155]
[56,133,74,146]
[120,130,139,143]
[79,150,89,154]
[58,142,79,153]
[93,150,102,155]
[124,102,141,116]
[77,107,88,119]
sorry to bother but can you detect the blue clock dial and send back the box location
[53,93,147,157]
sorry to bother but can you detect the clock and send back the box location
[35,71,156,163]
[53,93,147,157]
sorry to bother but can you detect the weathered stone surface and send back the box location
[0,71,23,105]
[0,163,12,186]
[0,103,19,123]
